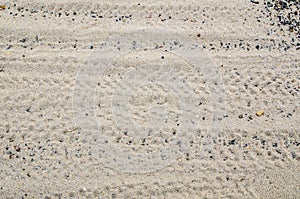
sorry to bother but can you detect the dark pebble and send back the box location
[250,0,259,4]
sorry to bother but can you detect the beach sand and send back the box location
[0,0,299,198]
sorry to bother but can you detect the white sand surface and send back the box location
[0,0,299,198]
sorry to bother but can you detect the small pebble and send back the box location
[250,0,259,4]
[256,110,264,116]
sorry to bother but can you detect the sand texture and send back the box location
[0,0,299,198]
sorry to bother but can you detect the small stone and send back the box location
[256,110,264,116]
[267,2,272,7]
[229,139,236,145]
[20,38,27,43]
[79,188,86,192]
[250,0,259,4]
[14,146,21,152]
[238,114,243,119]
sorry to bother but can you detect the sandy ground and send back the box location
[0,0,299,198]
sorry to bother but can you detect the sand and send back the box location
[0,0,299,198]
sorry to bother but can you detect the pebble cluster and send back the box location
[0,2,299,51]
[259,0,300,50]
